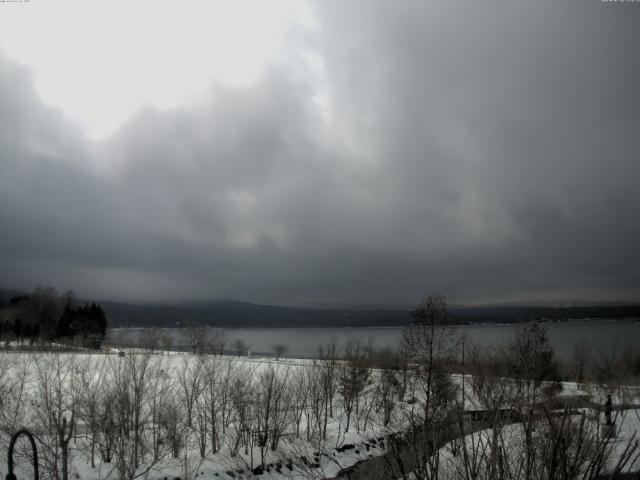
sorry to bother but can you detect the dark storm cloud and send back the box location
[1,0,639,305]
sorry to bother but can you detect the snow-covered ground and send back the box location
[0,351,408,480]
[0,350,638,480]
[438,410,640,478]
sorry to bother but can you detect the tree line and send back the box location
[0,286,108,348]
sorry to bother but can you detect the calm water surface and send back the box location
[107,320,640,359]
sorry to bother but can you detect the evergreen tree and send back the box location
[1,287,107,348]
[13,317,23,340]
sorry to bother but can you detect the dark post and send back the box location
[605,394,612,426]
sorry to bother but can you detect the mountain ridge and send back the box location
[2,287,639,328]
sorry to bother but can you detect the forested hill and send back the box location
[58,298,640,328]
[98,300,409,328]
[1,289,639,328]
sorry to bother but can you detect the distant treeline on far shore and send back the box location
[1,287,638,329]
[102,302,640,329]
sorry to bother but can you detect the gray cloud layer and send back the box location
[1,0,639,306]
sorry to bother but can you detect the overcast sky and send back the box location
[0,0,639,307]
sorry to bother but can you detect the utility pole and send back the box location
[462,334,465,412]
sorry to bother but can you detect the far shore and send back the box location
[108,316,640,330]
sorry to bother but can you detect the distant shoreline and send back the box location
[109,316,639,330]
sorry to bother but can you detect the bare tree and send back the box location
[201,357,237,454]
[181,322,210,355]
[108,350,157,480]
[304,361,326,441]
[272,343,288,360]
[317,337,339,439]
[76,356,109,468]
[457,343,521,479]
[179,355,205,429]
[209,328,227,356]
[254,364,291,465]
[157,395,186,459]
[450,405,640,480]
[591,341,635,404]
[229,365,256,459]
[145,355,174,462]
[95,382,118,464]
[193,381,208,458]
[32,353,77,480]
[337,339,371,433]
[508,322,558,407]
[505,323,560,479]
[571,337,592,385]
[290,367,309,438]
[373,347,405,427]
[160,333,173,352]
[0,353,30,451]
[138,327,164,353]
[392,293,460,479]
[178,434,206,480]
[231,338,249,357]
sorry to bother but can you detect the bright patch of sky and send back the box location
[0,0,314,140]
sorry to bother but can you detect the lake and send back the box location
[106,319,640,359]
